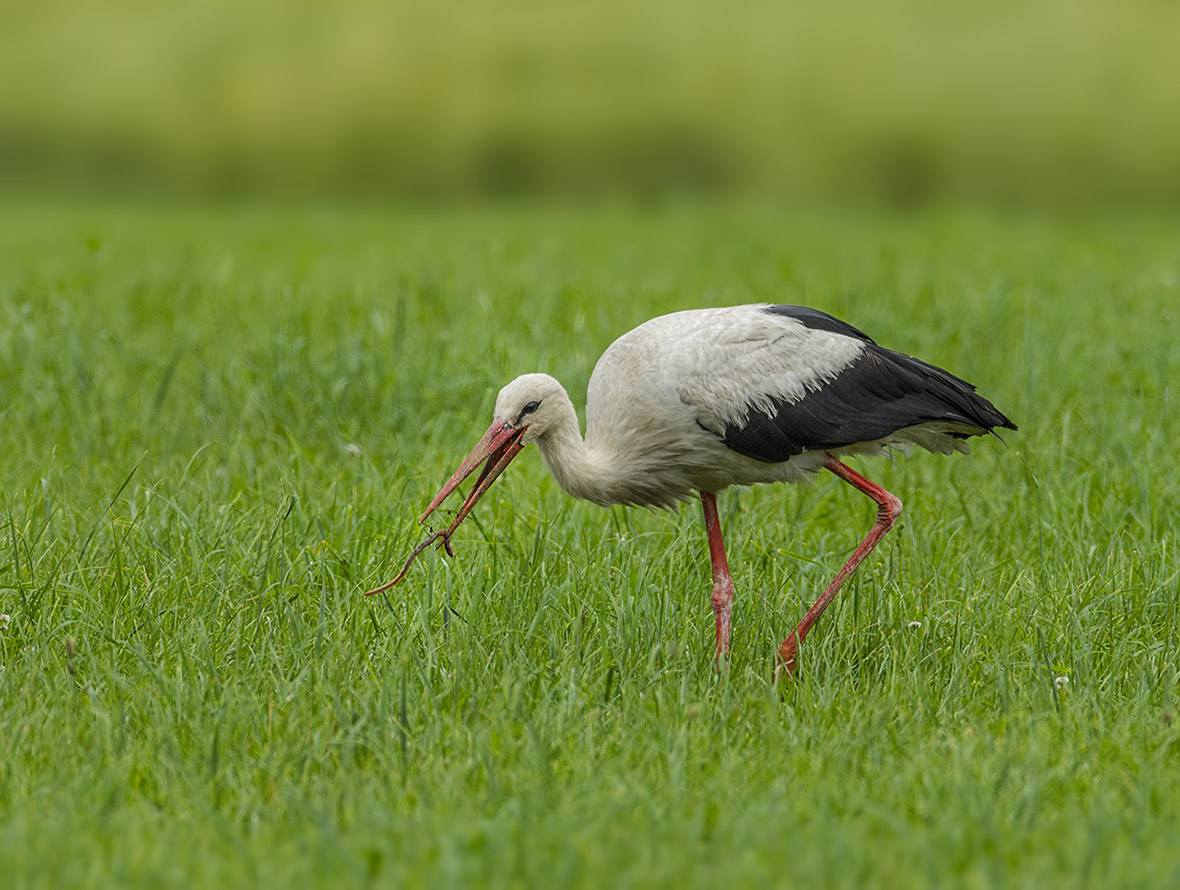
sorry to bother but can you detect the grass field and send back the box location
[1,202,1178,887]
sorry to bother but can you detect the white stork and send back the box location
[368,304,1016,677]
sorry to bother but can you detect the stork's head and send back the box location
[366,374,577,596]
[492,373,569,446]
[414,373,567,532]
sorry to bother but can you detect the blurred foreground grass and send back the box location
[0,200,1178,887]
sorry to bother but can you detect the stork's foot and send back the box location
[712,578,734,663]
[774,633,799,683]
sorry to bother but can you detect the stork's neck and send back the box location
[532,398,619,507]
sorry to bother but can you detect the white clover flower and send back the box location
[1054,675,1070,689]
[907,620,922,630]
[346,443,362,457]
[0,614,10,631]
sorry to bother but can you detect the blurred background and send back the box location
[2,0,1178,208]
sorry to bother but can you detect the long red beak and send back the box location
[419,418,526,530]
[365,419,525,596]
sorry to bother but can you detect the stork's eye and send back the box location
[514,400,541,425]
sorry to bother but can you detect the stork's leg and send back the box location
[701,492,735,663]
[776,458,903,680]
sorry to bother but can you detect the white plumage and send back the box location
[370,304,1016,678]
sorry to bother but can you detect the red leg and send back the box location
[701,492,735,664]
[776,458,903,681]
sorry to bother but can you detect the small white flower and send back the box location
[345,443,362,457]
[1055,675,1070,689]
[907,620,922,630]
[0,614,10,631]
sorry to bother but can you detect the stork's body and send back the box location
[372,304,1016,677]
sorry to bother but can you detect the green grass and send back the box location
[1,202,1178,887]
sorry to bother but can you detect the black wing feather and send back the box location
[762,304,878,344]
[720,311,1017,464]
